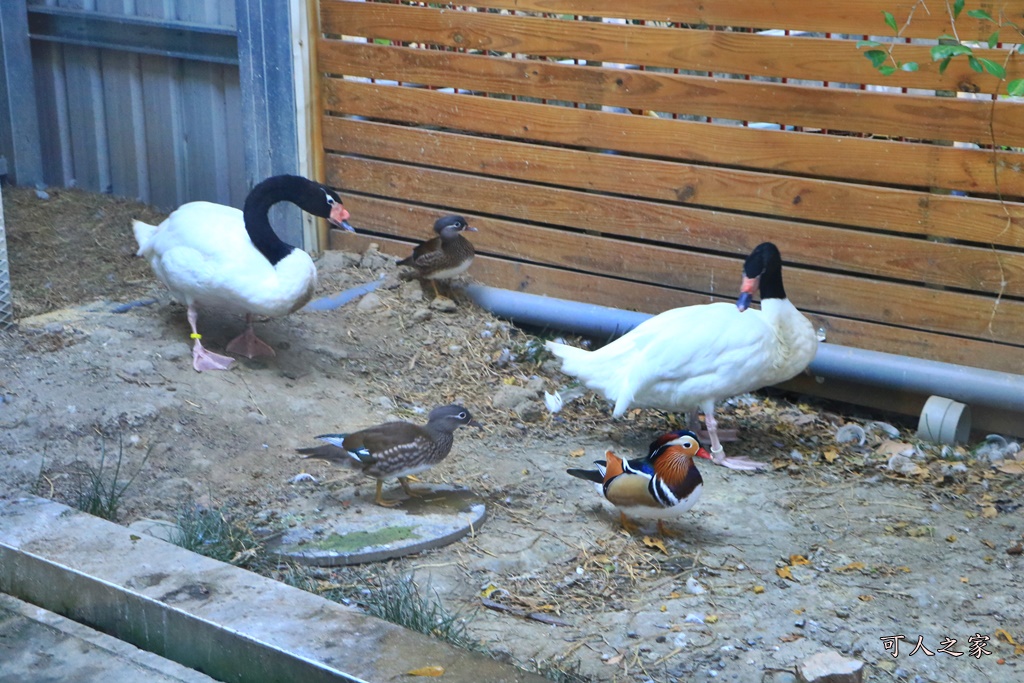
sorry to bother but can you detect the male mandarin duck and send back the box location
[133,175,353,372]
[567,429,712,535]
[397,214,477,298]
[547,242,817,471]
[296,404,478,507]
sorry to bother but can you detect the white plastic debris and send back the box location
[684,612,706,624]
[867,421,900,439]
[290,473,318,484]
[544,390,564,413]
[685,576,707,594]
[835,424,866,446]
[887,454,919,475]
[974,434,1022,463]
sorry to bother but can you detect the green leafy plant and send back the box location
[858,0,1024,96]
[172,499,263,567]
[70,435,151,521]
[359,569,479,649]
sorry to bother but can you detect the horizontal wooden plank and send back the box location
[324,173,1024,344]
[319,40,1024,147]
[335,191,1024,300]
[324,80,1024,198]
[323,1,1022,94]
[323,116,1024,261]
[328,230,1024,374]
[419,0,1024,42]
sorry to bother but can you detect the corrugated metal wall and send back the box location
[28,0,246,210]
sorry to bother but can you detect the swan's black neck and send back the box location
[242,176,305,266]
[759,261,787,301]
[745,243,787,301]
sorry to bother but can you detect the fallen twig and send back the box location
[480,597,572,627]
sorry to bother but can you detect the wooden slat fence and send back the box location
[318,0,1024,375]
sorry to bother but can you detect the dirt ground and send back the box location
[2,186,1023,683]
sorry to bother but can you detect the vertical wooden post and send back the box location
[234,0,307,249]
[0,0,43,186]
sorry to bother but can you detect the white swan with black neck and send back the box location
[133,174,353,371]
[546,242,817,471]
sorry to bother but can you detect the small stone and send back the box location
[157,342,190,362]
[357,292,383,311]
[797,650,864,683]
[492,385,539,411]
[359,244,390,271]
[429,296,458,313]
[515,400,544,423]
[122,359,156,376]
[400,280,424,302]
[246,411,268,424]
[411,308,432,323]
[525,377,546,393]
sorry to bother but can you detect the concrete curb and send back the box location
[0,495,547,683]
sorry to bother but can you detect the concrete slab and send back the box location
[0,495,548,683]
[0,593,217,683]
[269,484,487,566]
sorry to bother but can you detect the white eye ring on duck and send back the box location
[457,412,468,420]
[680,438,695,448]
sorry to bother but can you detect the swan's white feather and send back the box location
[546,299,816,418]
[133,202,316,317]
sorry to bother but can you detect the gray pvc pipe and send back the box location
[465,283,1024,413]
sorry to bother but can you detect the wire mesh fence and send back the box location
[0,184,13,329]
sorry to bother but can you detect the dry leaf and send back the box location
[790,554,810,566]
[858,594,874,602]
[960,576,970,583]
[946,534,958,543]
[604,653,624,665]
[982,506,999,518]
[823,448,839,463]
[834,562,866,573]
[996,461,1024,475]
[780,633,804,642]
[794,608,805,615]
[705,614,719,624]
[876,440,915,457]
[643,536,668,554]
[752,585,765,594]
[406,665,445,677]
[982,539,997,549]
[995,628,1017,644]
[479,584,501,599]
[569,448,585,458]
[776,566,794,580]
[668,591,681,599]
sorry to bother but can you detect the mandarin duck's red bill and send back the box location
[567,429,713,535]
[297,404,477,507]
[547,242,816,471]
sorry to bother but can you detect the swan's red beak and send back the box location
[737,275,759,312]
[329,203,353,231]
